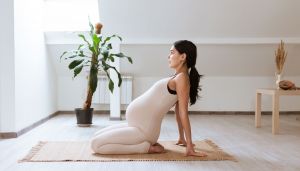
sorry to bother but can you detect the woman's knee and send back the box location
[90,136,105,153]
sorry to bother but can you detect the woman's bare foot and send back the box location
[186,151,207,157]
[148,144,165,153]
[153,142,164,148]
[175,139,195,147]
[185,147,207,157]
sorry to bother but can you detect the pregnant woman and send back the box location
[90,40,206,157]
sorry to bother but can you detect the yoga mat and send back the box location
[19,140,236,162]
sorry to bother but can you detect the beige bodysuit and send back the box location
[90,77,178,154]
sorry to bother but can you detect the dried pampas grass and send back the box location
[275,40,287,74]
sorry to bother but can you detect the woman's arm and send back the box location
[175,102,186,145]
[175,102,195,146]
[175,74,206,157]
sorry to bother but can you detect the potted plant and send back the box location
[60,21,133,126]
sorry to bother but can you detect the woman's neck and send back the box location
[174,67,189,76]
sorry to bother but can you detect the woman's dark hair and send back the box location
[174,40,203,106]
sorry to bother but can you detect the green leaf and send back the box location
[127,56,133,64]
[102,63,122,87]
[112,52,124,57]
[112,34,122,41]
[108,79,114,93]
[117,72,122,87]
[77,44,84,50]
[108,56,114,62]
[78,34,91,47]
[102,49,109,61]
[93,34,100,53]
[102,36,111,46]
[60,51,68,61]
[93,34,100,46]
[89,20,94,35]
[68,59,84,69]
[89,46,96,54]
[78,51,87,57]
[103,71,113,93]
[110,66,122,87]
[107,43,112,50]
[67,55,78,59]
[106,34,122,42]
[73,65,83,78]
[112,53,133,64]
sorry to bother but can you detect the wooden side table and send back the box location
[255,88,300,134]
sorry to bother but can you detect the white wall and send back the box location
[120,44,300,77]
[120,42,300,111]
[49,42,300,112]
[0,0,16,132]
[13,0,57,131]
[57,76,86,110]
[97,0,300,111]
[45,0,300,112]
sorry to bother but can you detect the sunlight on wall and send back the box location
[43,0,99,31]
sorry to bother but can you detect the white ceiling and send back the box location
[99,0,300,40]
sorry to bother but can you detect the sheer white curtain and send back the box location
[43,0,99,31]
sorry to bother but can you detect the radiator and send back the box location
[92,75,133,104]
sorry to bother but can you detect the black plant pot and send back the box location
[75,108,93,127]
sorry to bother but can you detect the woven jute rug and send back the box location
[19,140,236,162]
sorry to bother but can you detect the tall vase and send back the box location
[275,73,282,89]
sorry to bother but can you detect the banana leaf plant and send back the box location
[60,22,132,111]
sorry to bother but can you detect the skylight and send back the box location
[43,0,99,31]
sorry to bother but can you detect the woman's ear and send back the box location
[181,53,187,62]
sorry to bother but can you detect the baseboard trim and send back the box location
[109,116,123,121]
[0,132,18,139]
[0,111,59,139]
[58,110,300,115]
[58,110,127,114]
[173,111,300,115]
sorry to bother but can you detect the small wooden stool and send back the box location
[255,88,300,134]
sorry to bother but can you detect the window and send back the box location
[43,0,99,31]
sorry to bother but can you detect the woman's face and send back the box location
[168,46,185,69]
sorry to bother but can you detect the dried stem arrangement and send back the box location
[275,40,287,75]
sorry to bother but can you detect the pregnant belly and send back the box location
[125,97,163,143]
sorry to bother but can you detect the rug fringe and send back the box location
[204,139,237,162]
[19,158,234,162]
[18,141,47,163]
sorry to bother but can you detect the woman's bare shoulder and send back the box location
[175,73,189,81]
[174,73,189,86]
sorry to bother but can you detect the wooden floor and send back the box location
[1,114,300,171]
